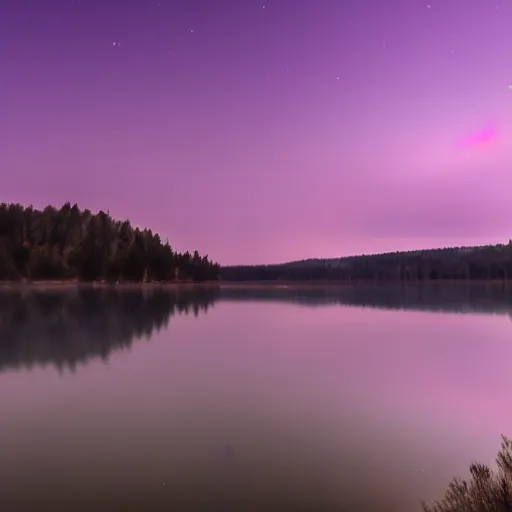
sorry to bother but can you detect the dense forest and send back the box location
[222,243,512,282]
[0,203,220,282]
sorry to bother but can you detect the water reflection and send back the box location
[0,283,510,511]
[1,283,512,374]
[219,282,512,315]
[0,285,220,372]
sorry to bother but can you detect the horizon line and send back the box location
[223,239,512,267]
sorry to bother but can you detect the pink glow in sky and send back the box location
[2,0,512,264]
[460,126,499,148]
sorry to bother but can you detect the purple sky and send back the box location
[3,1,512,265]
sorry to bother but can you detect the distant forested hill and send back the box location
[221,244,512,282]
[0,203,220,282]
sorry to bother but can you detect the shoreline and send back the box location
[0,278,510,290]
[0,280,219,290]
[216,279,512,290]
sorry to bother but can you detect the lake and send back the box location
[0,283,511,511]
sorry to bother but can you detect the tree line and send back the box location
[0,203,220,282]
[221,243,512,282]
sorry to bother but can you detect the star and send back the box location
[262,5,266,9]
[112,41,121,47]
[190,29,194,33]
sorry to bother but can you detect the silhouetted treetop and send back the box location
[0,203,220,282]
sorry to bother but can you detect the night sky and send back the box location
[3,1,512,265]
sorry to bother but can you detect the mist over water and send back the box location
[0,283,511,511]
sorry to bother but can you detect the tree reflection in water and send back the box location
[2,282,512,373]
[0,285,221,373]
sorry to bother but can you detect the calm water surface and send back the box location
[0,284,511,511]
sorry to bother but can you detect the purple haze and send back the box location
[2,0,512,264]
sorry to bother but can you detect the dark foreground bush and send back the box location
[423,435,512,511]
